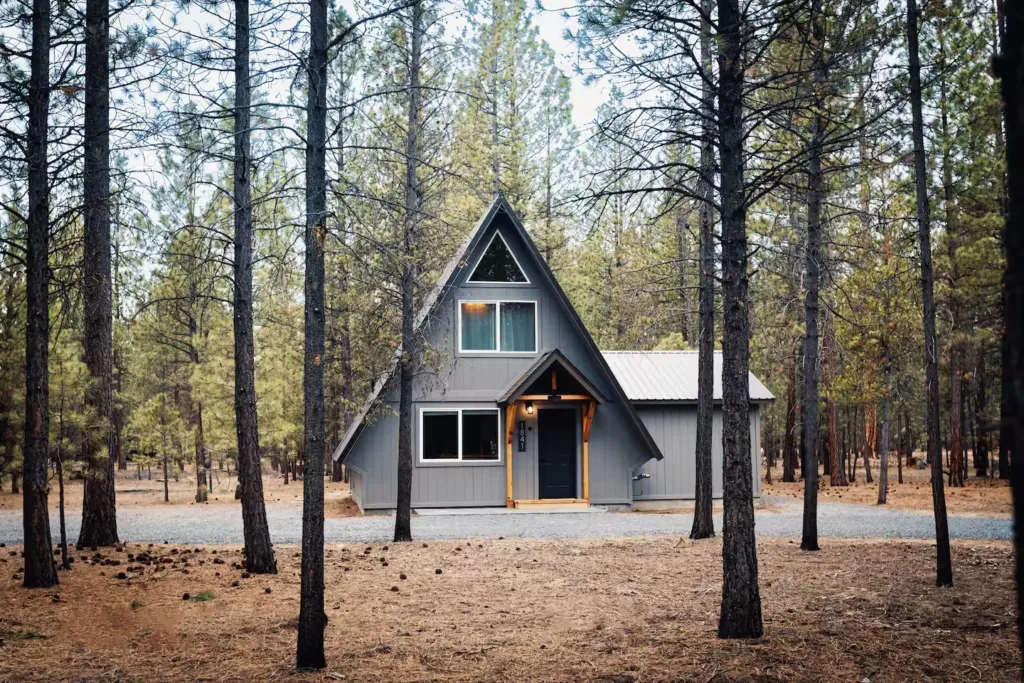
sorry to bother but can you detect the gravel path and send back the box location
[0,496,1011,545]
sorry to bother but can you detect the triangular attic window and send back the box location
[468,232,528,283]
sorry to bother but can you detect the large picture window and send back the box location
[420,408,501,462]
[459,300,537,353]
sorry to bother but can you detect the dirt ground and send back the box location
[764,458,1012,517]
[0,537,1016,682]
[0,467,360,517]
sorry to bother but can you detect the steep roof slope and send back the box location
[603,351,775,402]
[332,195,663,462]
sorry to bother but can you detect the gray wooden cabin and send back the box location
[332,196,773,511]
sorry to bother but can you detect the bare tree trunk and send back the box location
[878,347,892,504]
[939,43,965,488]
[716,0,762,638]
[674,212,691,346]
[395,0,423,544]
[690,0,715,541]
[993,0,1024,659]
[863,404,875,483]
[161,412,169,503]
[56,453,69,570]
[22,0,57,588]
[782,350,798,482]
[897,409,905,484]
[800,0,825,549]
[78,0,119,548]
[195,400,207,502]
[232,0,276,575]
[908,0,953,586]
[975,348,989,477]
[824,315,845,486]
[297,0,328,664]
[851,406,859,482]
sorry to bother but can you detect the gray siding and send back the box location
[341,215,654,509]
[633,404,761,501]
[349,469,364,508]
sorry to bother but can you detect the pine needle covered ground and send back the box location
[0,537,1016,682]
[764,462,1012,517]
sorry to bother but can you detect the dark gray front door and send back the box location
[538,408,576,499]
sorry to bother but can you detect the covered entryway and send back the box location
[498,349,604,509]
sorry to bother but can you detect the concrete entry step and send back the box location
[513,498,590,510]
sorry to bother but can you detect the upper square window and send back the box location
[468,232,528,283]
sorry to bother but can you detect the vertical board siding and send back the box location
[633,404,760,501]
[349,470,363,508]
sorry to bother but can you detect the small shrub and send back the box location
[15,628,45,640]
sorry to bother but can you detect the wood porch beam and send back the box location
[517,394,592,402]
[506,402,516,508]
[582,400,595,502]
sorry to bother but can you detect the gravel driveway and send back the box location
[0,496,1011,545]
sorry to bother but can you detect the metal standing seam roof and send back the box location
[601,351,775,402]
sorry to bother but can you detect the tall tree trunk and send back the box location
[233,0,276,574]
[690,0,715,541]
[22,0,57,588]
[994,0,1024,660]
[716,0,762,638]
[975,348,989,477]
[395,0,423,544]
[194,400,207,502]
[824,314,845,486]
[297,0,328,664]
[908,0,953,586]
[801,0,825,549]
[897,408,905,484]
[878,347,892,504]
[939,45,965,488]
[782,349,798,482]
[1000,329,1013,478]
[862,404,875,483]
[78,0,119,548]
[674,211,691,346]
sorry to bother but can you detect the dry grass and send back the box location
[764,459,1012,517]
[0,469,354,512]
[0,537,1016,682]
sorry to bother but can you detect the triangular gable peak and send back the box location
[333,194,663,463]
[467,230,530,284]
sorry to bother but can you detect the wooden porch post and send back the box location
[582,401,595,502]
[506,402,516,507]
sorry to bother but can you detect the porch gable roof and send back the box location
[496,349,608,405]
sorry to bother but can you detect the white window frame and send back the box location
[418,407,503,463]
[466,231,531,284]
[458,299,539,354]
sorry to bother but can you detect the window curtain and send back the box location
[500,302,536,352]
[461,302,496,350]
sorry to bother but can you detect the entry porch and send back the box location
[498,350,606,509]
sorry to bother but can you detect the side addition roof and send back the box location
[602,351,775,403]
[333,194,664,463]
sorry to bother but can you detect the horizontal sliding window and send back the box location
[459,300,536,354]
[420,408,501,462]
